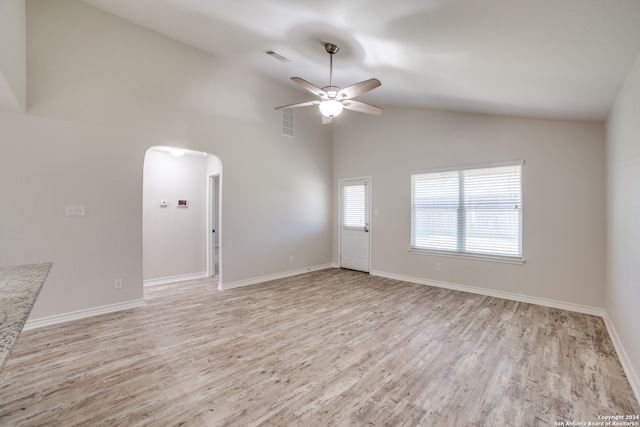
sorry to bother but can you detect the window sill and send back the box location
[408,248,525,265]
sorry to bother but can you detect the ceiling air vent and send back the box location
[281,108,294,137]
[264,49,291,63]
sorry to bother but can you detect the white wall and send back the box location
[0,0,26,111]
[606,50,640,399]
[0,112,144,315]
[0,0,333,319]
[333,108,606,309]
[143,150,208,281]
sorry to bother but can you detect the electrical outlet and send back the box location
[115,279,123,289]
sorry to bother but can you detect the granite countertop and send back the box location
[0,262,52,370]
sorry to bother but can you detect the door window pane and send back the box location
[343,184,365,227]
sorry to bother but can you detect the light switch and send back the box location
[66,205,86,216]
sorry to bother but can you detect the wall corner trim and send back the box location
[218,264,333,291]
[603,313,640,405]
[24,299,146,331]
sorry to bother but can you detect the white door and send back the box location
[340,178,371,272]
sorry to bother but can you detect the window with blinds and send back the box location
[411,162,523,261]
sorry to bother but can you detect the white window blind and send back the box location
[343,184,366,228]
[411,162,523,261]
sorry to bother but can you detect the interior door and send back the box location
[340,178,371,272]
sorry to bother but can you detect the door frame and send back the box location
[208,174,220,278]
[338,176,372,272]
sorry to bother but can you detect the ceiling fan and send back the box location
[275,43,382,124]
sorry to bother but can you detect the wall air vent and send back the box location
[264,49,291,63]
[281,108,295,137]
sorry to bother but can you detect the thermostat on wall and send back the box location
[160,200,168,207]
[178,199,188,207]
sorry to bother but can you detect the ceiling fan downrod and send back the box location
[325,43,339,88]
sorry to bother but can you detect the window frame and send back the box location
[409,161,524,264]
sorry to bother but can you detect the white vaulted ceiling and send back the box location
[18,0,640,121]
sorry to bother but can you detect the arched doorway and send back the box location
[142,146,222,289]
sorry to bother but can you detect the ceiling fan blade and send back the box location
[322,115,332,125]
[337,78,381,100]
[343,100,383,115]
[291,77,328,98]
[275,100,319,110]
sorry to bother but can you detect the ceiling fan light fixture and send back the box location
[274,43,382,123]
[319,100,343,118]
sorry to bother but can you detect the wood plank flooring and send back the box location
[0,269,638,426]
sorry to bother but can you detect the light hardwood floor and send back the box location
[0,269,638,426]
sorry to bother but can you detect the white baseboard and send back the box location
[24,299,146,331]
[218,263,333,291]
[603,313,640,404]
[370,270,606,317]
[143,271,208,287]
